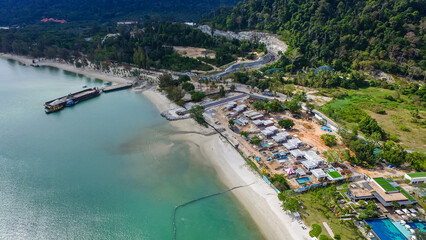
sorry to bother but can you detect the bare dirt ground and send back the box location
[173,46,215,58]
[352,165,409,178]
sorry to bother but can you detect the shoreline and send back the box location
[143,89,310,240]
[1,53,309,239]
[0,53,131,84]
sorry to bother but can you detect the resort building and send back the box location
[290,149,305,159]
[263,120,275,127]
[243,110,264,120]
[272,132,290,143]
[296,168,306,176]
[347,188,375,201]
[325,169,344,181]
[266,126,279,134]
[352,178,419,207]
[283,142,298,150]
[404,172,426,184]
[304,150,325,166]
[224,101,237,110]
[261,129,274,138]
[312,169,327,180]
[302,160,318,170]
[252,120,264,127]
[234,104,247,113]
[288,138,303,147]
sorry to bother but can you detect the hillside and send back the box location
[203,0,426,79]
[0,0,239,25]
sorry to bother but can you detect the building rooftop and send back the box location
[350,188,373,197]
[283,142,297,150]
[373,177,398,192]
[290,149,304,158]
[302,160,317,169]
[369,181,408,202]
[406,172,426,178]
[312,169,327,178]
[261,129,274,136]
[252,120,263,125]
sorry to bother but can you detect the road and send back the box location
[181,94,246,114]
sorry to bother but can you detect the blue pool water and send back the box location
[409,222,426,232]
[296,177,313,184]
[392,221,413,238]
[366,219,406,240]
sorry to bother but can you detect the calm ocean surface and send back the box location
[0,58,263,239]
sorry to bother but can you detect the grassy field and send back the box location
[318,87,426,151]
[298,193,365,240]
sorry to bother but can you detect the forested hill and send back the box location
[203,0,426,79]
[0,0,239,25]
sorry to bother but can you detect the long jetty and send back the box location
[102,83,133,93]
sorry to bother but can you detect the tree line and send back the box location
[203,0,425,79]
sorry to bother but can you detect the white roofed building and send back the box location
[261,129,274,138]
[266,126,279,133]
[290,149,305,159]
[263,120,274,127]
[234,104,247,113]
[304,150,325,166]
[224,101,237,110]
[283,142,297,150]
[302,160,318,170]
[288,138,302,147]
[252,120,264,127]
[312,169,327,179]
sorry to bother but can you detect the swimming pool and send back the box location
[296,177,313,184]
[409,222,426,232]
[366,219,406,240]
[392,221,413,238]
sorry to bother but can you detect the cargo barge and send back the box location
[44,88,100,113]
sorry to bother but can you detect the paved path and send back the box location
[181,94,247,114]
[322,222,334,238]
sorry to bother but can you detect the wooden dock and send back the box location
[102,83,133,93]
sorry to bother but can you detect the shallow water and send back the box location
[0,59,263,239]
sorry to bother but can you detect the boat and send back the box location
[45,104,64,114]
[44,88,100,113]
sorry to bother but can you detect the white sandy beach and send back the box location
[0,53,131,84]
[1,53,310,239]
[143,89,310,240]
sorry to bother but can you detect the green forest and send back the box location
[0,21,264,72]
[0,0,239,25]
[203,0,425,79]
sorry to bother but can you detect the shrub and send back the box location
[252,101,265,110]
[389,135,399,142]
[278,119,295,129]
[189,105,206,126]
[334,234,341,240]
[319,235,332,240]
[191,91,206,102]
[309,224,322,237]
[250,136,261,145]
[182,82,195,92]
[321,134,337,146]
[399,125,410,132]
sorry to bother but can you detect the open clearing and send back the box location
[173,46,215,58]
[319,87,426,151]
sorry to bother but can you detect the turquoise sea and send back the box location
[0,58,263,239]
